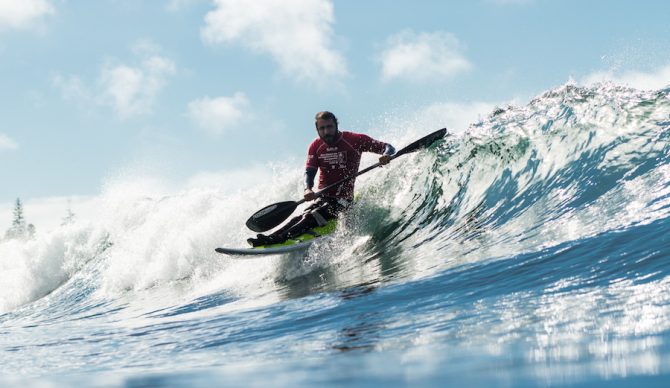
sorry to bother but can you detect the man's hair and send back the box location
[315,111,338,129]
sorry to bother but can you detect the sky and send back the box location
[1,0,670,231]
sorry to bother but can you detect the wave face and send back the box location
[2,83,670,386]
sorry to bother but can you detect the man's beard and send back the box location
[320,131,338,145]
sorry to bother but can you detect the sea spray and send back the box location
[2,82,670,385]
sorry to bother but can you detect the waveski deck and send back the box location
[215,219,337,256]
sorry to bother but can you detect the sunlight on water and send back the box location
[1,83,670,386]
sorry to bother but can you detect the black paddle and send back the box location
[246,128,448,232]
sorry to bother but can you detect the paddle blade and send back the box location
[245,201,298,232]
[395,128,447,157]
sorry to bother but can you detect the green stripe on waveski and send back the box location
[254,219,337,249]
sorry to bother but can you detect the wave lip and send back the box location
[388,84,670,269]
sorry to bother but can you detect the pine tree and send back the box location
[61,200,76,226]
[5,198,27,239]
[5,198,36,240]
[12,198,25,229]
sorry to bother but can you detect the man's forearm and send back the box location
[304,167,317,190]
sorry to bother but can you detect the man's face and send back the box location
[316,118,338,144]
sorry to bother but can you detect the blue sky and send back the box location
[1,0,670,229]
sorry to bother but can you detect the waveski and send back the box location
[215,219,337,257]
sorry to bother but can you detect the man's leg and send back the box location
[247,198,348,247]
[284,198,343,239]
[246,215,298,247]
[247,202,323,247]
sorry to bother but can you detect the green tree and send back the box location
[5,198,35,240]
[61,200,76,226]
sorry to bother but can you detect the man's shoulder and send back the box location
[341,130,359,137]
[340,131,367,141]
[341,131,380,144]
[308,137,325,151]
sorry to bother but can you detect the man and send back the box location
[247,111,396,247]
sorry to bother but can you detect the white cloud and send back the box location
[581,65,670,90]
[380,30,472,83]
[99,55,176,119]
[0,0,53,30]
[0,133,18,150]
[201,0,347,84]
[187,93,250,135]
[54,42,177,119]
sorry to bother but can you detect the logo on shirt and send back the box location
[319,151,347,168]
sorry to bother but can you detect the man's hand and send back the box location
[304,188,316,201]
[379,154,392,165]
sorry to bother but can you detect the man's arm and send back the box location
[304,167,317,201]
[352,132,395,165]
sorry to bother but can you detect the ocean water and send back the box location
[2,83,670,387]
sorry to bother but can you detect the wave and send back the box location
[1,82,669,317]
